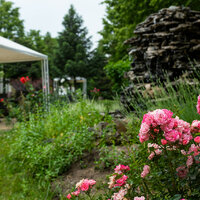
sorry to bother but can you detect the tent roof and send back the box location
[0,36,47,64]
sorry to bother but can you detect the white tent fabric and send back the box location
[0,36,47,63]
[0,36,49,106]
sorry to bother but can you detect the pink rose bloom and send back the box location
[134,196,145,200]
[80,181,90,191]
[181,150,187,155]
[139,123,150,142]
[164,130,180,142]
[66,194,72,199]
[174,117,190,133]
[148,152,155,160]
[108,175,116,189]
[161,139,167,145]
[76,179,84,189]
[196,95,200,115]
[88,179,96,186]
[191,120,200,133]
[176,166,188,178]
[76,179,96,192]
[114,164,130,174]
[114,175,128,187]
[155,149,162,155]
[71,189,80,196]
[188,144,200,158]
[186,156,193,168]
[142,113,154,125]
[112,188,127,200]
[141,165,150,178]
[153,109,169,125]
[194,136,200,143]
[160,118,174,132]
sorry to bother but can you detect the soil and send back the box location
[51,151,112,199]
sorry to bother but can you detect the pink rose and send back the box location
[194,136,200,143]
[66,194,72,199]
[161,139,167,145]
[141,165,150,178]
[186,156,193,168]
[191,120,200,133]
[196,95,200,115]
[71,189,80,196]
[108,175,116,189]
[114,175,128,187]
[80,181,90,191]
[181,150,187,155]
[134,196,145,200]
[111,188,127,200]
[114,164,130,174]
[148,152,155,160]
[76,178,96,192]
[164,130,180,142]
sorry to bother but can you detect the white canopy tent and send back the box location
[0,36,50,106]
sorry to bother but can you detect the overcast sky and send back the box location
[10,0,106,48]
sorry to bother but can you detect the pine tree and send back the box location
[55,5,92,81]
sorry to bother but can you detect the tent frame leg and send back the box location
[41,59,50,110]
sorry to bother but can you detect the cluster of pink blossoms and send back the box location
[180,143,200,173]
[66,179,96,199]
[139,109,192,145]
[108,164,130,200]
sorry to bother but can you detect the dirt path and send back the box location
[52,152,112,199]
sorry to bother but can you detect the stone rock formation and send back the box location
[121,6,200,109]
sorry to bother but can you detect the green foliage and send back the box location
[9,100,105,180]
[104,57,131,93]
[87,49,112,99]
[95,146,130,170]
[55,5,91,80]
[0,0,24,39]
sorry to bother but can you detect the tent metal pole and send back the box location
[41,59,50,111]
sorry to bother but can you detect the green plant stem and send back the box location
[164,148,177,194]
[142,179,153,197]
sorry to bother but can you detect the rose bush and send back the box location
[65,95,200,200]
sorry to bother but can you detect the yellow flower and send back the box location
[80,115,84,122]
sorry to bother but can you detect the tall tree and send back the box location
[55,5,92,81]
[0,0,24,40]
[0,0,58,79]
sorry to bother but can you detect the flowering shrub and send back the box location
[64,95,200,200]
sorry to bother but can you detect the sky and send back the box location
[10,0,106,48]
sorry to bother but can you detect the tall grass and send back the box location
[123,76,200,123]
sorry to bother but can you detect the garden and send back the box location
[1,75,200,200]
[1,0,200,200]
